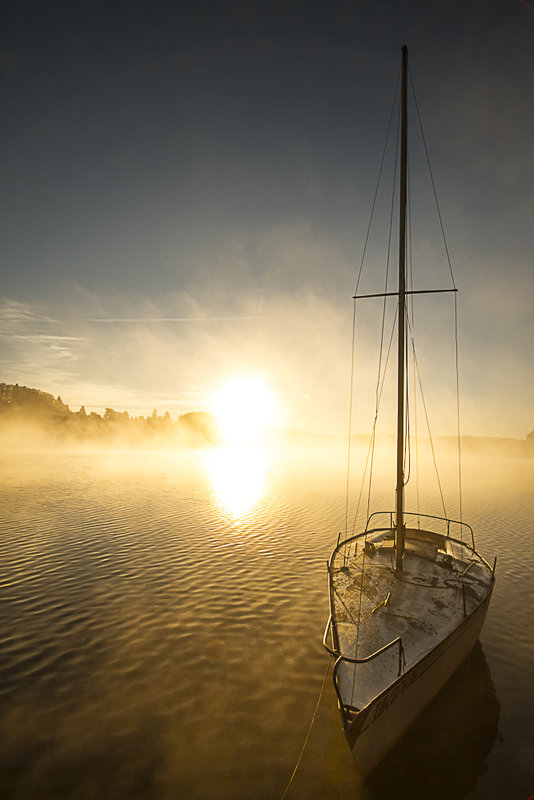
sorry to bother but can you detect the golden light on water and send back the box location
[208,377,277,518]
[212,376,276,446]
[206,445,269,519]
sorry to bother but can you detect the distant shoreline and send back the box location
[281,429,534,458]
[0,383,219,447]
[1,383,533,456]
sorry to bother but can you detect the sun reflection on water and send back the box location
[205,445,270,519]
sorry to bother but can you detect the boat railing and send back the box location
[323,614,406,716]
[365,510,475,550]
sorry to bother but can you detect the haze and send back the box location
[1,1,533,439]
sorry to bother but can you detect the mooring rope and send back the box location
[279,658,332,800]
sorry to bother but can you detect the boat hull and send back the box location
[345,588,493,776]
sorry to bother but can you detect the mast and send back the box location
[395,45,408,571]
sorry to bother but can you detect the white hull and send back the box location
[347,589,492,776]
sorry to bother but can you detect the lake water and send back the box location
[0,445,533,799]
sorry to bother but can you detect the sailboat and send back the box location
[323,46,496,777]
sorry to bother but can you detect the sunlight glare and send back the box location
[206,445,269,519]
[212,376,276,445]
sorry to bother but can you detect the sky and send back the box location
[0,0,533,437]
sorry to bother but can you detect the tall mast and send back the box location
[395,45,408,571]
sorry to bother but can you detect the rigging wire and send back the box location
[344,301,357,539]
[366,103,401,521]
[353,76,401,298]
[405,159,418,500]
[350,538,367,709]
[348,310,397,708]
[407,169,421,520]
[409,65,463,530]
[403,304,411,486]
[351,310,398,537]
[348,66,462,540]
[345,76,400,539]
[403,145,411,486]
[454,292,464,528]
[345,74,400,540]
[406,315,448,518]
[408,66,456,290]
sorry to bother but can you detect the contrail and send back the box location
[81,316,269,323]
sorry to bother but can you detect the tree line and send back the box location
[0,383,219,444]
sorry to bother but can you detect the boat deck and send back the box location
[331,527,493,711]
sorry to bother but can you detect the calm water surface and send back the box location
[0,446,532,799]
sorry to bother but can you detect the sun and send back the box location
[212,376,276,445]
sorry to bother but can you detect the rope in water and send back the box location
[279,658,332,800]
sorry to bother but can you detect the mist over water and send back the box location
[0,444,532,799]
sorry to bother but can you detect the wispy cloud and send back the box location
[0,299,82,389]
[12,334,83,341]
[0,299,54,331]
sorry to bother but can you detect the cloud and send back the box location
[0,299,83,394]
[0,299,48,331]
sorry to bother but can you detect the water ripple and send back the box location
[0,449,531,798]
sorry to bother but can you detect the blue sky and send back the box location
[1,0,533,436]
